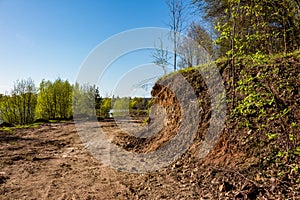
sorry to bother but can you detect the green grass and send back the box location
[0,119,72,133]
[48,119,68,123]
[0,122,44,132]
[0,127,14,133]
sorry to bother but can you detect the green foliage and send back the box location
[194,0,300,57]
[227,53,300,189]
[1,78,103,122]
[294,146,300,157]
[233,71,275,119]
[268,133,279,141]
[0,78,37,125]
[113,97,130,117]
[99,98,111,118]
[72,83,101,118]
[130,97,149,109]
[35,78,73,120]
[0,126,14,133]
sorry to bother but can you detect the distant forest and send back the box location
[0,78,150,125]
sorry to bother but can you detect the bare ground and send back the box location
[2,121,290,200]
[0,121,217,200]
[0,122,136,200]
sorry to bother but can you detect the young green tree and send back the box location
[36,78,72,120]
[16,78,37,124]
[0,78,37,125]
[0,94,17,124]
[36,80,55,119]
[192,0,300,106]
[53,79,73,119]
[99,97,111,118]
[129,97,150,117]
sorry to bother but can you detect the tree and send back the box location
[0,78,37,125]
[0,95,16,124]
[99,97,111,118]
[192,0,300,108]
[166,0,187,71]
[72,82,101,118]
[187,22,214,57]
[178,22,214,68]
[192,0,300,56]
[54,79,73,119]
[152,38,171,75]
[113,97,130,118]
[129,97,149,116]
[178,36,199,68]
[36,78,72,120]
[13,79,37,124]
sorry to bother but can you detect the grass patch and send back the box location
[0,122,44,132]
[0,127,14,133]
[48,119,68,123]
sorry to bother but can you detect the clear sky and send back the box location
[0,0,195,97]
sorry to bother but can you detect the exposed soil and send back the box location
[0,121,271,200]
[2,120,296,200]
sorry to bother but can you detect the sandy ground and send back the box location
[1,121,293,199]
[0,121,204,200]
[0,121,134,199]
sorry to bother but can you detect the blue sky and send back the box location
[0,0,195,97]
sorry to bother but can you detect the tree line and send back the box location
[0,78,97,125]
[0,78,151,125]
[154,0,300,71]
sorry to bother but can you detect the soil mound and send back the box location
[113,54,300,198]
